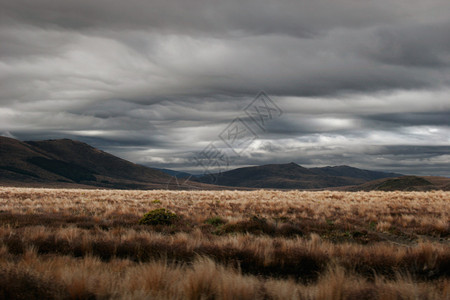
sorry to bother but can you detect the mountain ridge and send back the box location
[0,136,211,189]
[192,162,403,189]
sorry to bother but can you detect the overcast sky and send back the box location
[0,0,449,176]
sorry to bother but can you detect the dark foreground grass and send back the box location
[1,224,449,282]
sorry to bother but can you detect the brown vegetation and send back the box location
[0,188,448,299]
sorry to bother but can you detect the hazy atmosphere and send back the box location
[1,0,449,176]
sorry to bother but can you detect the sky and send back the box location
[0,0,449,176]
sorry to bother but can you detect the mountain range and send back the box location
[1,136,448,191]
[192,162,402,189]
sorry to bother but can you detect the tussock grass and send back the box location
[1,188,448,236]
[0,250,448,300]
[0,187,449,299]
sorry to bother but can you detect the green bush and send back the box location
[205,216,226,226]
[138,208,178,225]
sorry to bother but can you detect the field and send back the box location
[0,188,449,299]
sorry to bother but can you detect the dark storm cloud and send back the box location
[0,0,449,176]
[362,22,450,68]
[365,112,450,127]
[4,0,446,36]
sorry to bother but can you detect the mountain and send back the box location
[154,168,193,179]
[310,165,400,181]
[343,175,450,191]
[194,162,402,189]
[0,137,211,189]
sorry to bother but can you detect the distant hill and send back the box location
[343,175,450,191]
[310,165,400,181]
[0,137,212,189]
[194,162,402,189]
[2,136,446,191]
[154,168,193,179]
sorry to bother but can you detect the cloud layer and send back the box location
[1,0,449,176]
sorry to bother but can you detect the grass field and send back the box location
[0,188,448,299]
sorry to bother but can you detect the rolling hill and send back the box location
[343,175,450,191]
[0,137,210,189]
[193,162,403,189]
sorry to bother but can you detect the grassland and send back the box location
[0,188,448,299]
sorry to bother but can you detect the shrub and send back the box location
[205,217,226,226]
[138,208,178,225]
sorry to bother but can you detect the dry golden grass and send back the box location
[0,187,449,299]
[1,252,449,300]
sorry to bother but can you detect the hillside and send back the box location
[0,137,210,189]
[154,168,192,179]
[344,175,450,191]
[310,165,400,181]
[194,162,402,189]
